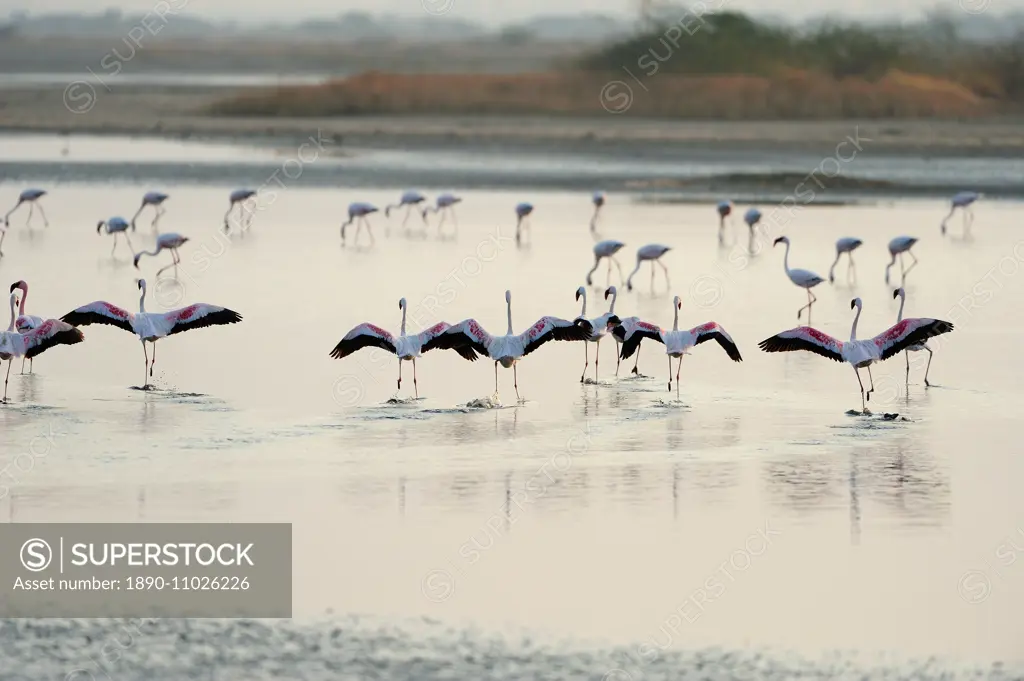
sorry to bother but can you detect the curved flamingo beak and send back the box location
[773,237,785,246]
[575,290,582,301]
[96,221,104,233]
[892,289,900,299]
[606,315,621,326]
[850,299,857,309]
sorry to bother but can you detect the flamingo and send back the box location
[133,233,189,277]
[716,200,733,243]
[9,280,44,373]
[329,298,480,399]
[422,290,594,401]
[1,291,84,403]
[626,244,671,293]
[603,285,631,376]
[60,279,242,389]
[97,217,135,256]
[774,236,825,319]
[743,207,761,234]
[384,191,427,233]
[894,287,936,388]
[885,236,919,285]
[574,286,622,383]
[341,202,379,247]
[586,240,626,286]
[131,191,169,230]
[590,191,606,232]
[829,237,863,284]
[3,188,49,229]
[942,191,980,236]
[224,189,256,232]
[515,202,534,245]
[758,297,953,413]
[421,193,462,236]
[611,295,741,393]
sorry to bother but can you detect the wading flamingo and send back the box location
[894,287,936,388]
[716,201,733,243]
[586,240,626,286]
[384,191,427,233]
[942,191,980,236]
[61,279,242,389]
[829,237,863,284]
[97,217,135,257]
[590,191,606,232]
[423,290,593,401]
[131,191,169,230]
[329,298,480,398]
[574,286,622,383]
[422,193,462,236]
[885,236,919,285]
[134,233,189,277]
[515,202,534,245]
[3,189,48,229]
[774,236,825,319]
[224,189,256,232]
[758,297,952,413]
[1,291,84,402]
[612,295,742,393]
[626,244,671,293]
[341,202,379,247]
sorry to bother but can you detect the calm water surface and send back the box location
[0,176,1022,678]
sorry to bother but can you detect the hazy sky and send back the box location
[6,0,1023,24]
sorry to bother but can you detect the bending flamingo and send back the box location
[590,191,606,232]
[131,191,169,230]
[626,244,671,293]
[612,295,742,393]
[1,291,84,402]
[134,233,189,277]
[774,236,825,319]
[574,286,622,383]
[384,191,427,233]
[329,298,480,398]
[586,240,626,286]
[9,280,44,373]
[716,200,732,243]
[423,290,593,401]
[829,237,863,284]
[942,191,980,236]
[885,236,919,285]
[60,279,242,389]
[894,287,936,388]
[97,217,135,256]
[224,189,256,232]
[3,188,48,229]
[758,297,952,413]
[341,202,379,247]
[515,202,534,245]
[422,193,462,236]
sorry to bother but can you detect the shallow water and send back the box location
[1,165,1023,677]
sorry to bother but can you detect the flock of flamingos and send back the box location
[0,186,982,411]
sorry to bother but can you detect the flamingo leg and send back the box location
[3,358,11,402]
[494,361,498,395]
[606,259,612,287]
[666,355,672,391]
[513,363,521,401]
[612,257,624,284]
[111,234,118,257]
[142,342,149,388]
[397,358,403,391]
[36,203,48,227]
[223,204,233,232]
[854,367,866,412]
[451,208,458,235]
[580,342,589,383]
[150,342,157,377]
[650,262,655,292]
[437,211,447,235]
[124,231,134,254]
[615,341,622,376]
[632,344,641,375]
[658,259,670,288]
[0,229,6,257]
[866,366,876,402]
[905,351,910,391]
[413,358,419,399]
[28,357,33,374]
[594,338,600,383]
[904,250,918,279]
[402,205,411,229]
[26,202,35,228]
[20,356,26,374]
[367,218,376,246]
[515,216,522,246]
[923,346,934,387]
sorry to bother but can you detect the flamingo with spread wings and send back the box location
[1,291,84,402]
[423,290,594,401]
[61,279,242,388]
[611,295,742,393]
[329,297,480,398]
[894,287,937,388]
[758,297,953,412]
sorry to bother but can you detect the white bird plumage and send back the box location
[758,297,953,412]
[3,188,48,229]
[424,290,593,401]
[774,236,825,319]
[329,297,480,398]
[1,290,84,402]
[894,286,936,387]
[574,286,622,383]
[829,237,863,284]
[9,280,46,373]
[625,243,671,293]
[611,295,742,393]
[586,239,626,286]
[60,279,242,389]
[885,236,919,285]
[97,216,135,256]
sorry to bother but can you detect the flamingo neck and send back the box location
[896,294,906,323]
[506,299,514,335]
[608,291,617,314]
[626,259,642,287]
[139,286,147,314]
[17,286,26,315]
[782,240,792,275]
[6,296,15,332]
[400,304,407,336]
[578,290,587,318]
[672,305,679,331]
[850,305,862,341]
